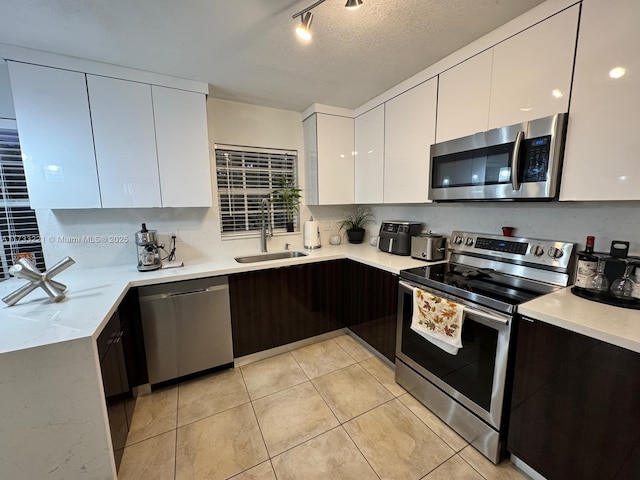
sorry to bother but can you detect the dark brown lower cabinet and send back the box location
[229,260,346,357]
[97,289,144,472]
[229,259,399,361]
[508,317,640,480]
[346,260,399,362]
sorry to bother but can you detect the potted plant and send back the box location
[338,206,375,244]
[271,176,302,232]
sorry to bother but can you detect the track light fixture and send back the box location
[296,12,313,41]
[292,0,363,41]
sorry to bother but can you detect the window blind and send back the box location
[0,128,45,279]
[215,144,298,236]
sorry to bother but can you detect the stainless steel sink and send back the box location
[234,251,308,263]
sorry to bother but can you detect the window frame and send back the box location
[214,144,299,239]
[0,121,45,280]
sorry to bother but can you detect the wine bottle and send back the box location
[575,236,597,289]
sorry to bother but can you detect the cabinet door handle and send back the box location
[107,331,124,344]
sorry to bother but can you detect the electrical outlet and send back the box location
[322,221,333,231]
[168,228,179,239]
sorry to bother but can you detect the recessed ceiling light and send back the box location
[551,88,564,99]
[609,66,626,79]
[345,0,363,10]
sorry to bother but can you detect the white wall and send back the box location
[308,201,640,255]
[36,98,306,268]
[0,60,16,119]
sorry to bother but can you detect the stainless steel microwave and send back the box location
[429,113,567,201]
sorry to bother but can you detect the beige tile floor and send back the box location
[117,334,530,480]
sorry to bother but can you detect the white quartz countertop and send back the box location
[6,241,639,356]
[0,243,428,354]
[519,287,640,353]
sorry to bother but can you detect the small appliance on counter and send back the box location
[571,237,640,309]
[378,221,422,256]
[304,216,321,249]
[411,232,446,262]
[135,223,162,272]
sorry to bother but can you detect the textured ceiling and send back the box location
[0,0,546,111]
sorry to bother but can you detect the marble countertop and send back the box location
[4,241,639,356]
[0,243,428,354]
[519,288,640,353]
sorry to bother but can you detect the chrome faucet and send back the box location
[260,198,272,253]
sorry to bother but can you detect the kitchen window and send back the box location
[215,144,298,237]
[0,125,45,280]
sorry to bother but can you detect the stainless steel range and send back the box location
[396,231,575,463]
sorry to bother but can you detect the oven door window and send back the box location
[400,292,498,411]
[431,143,514,189]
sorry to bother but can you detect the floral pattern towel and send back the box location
[411,287,465,355]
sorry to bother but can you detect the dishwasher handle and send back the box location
[139,284,228,302]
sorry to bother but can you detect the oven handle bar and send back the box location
[398,280,510,326]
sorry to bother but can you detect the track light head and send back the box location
[296,12,313,41]
[345,0,363,10]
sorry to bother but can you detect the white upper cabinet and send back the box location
[488,5,579,128]
[304,113,354,205]
[436,50,493,143]
[303,114,319,205]
[0,60,15,120]
[384,78,437,203]
[354,105,384,204]
[87,75,161,208]
[7,62,102,209]
[152,86,211,207]
[8,59,210,209]
[561,0,640,201]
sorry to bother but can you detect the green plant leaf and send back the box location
[338,206,375,231]
[270,176,302,223]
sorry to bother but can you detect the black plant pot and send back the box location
[286,221,294,232]
[347,228,365,244]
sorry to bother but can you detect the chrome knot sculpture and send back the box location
[2,256,76,306]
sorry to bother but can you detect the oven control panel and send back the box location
[449,231,575,269]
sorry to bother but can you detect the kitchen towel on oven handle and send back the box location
[411,287,465,355]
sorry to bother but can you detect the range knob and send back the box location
[453,235,463,245]
[531,245,545,257]
[465,237,475,246]
[548,247,564,259]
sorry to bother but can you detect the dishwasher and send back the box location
[138,276,233,385]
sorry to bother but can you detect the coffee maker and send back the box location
[135,223,162,271]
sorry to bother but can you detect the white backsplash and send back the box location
[308,201,640,255]
[36,201,640,269]
[35,207,312,269]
